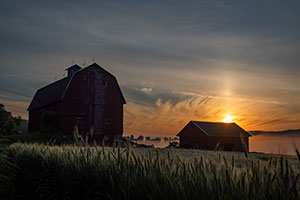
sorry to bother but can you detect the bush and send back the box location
[0,131,73,145]
[2,120,21,135]
[0,104,22,135]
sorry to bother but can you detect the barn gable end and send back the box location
[62,63,126,105]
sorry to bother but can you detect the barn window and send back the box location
[105,118,111,125]
[75,117,82,124]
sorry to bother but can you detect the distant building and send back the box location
[27,63,126,144]
[176,121,251,152]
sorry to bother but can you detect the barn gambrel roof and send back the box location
[177,121,251,137]
[27,76,72,111]
[28,63,126,111]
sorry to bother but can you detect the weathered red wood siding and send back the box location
[28,64,125,144]
[62,66,124,142]
[28,102,62,132]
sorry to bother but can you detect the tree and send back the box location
[3,119,21,135]
[14,116,22,127]
[0,104,10,129]
[0,104,22,135]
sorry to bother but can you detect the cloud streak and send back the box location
[124,91,300,136]
[0,0,299,135]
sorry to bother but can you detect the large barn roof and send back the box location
[28,63,126,111]
[177,121,251,137]
[27,76,71,111]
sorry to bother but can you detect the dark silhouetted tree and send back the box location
[0,104,21,135]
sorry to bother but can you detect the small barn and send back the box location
[176,121,251,152]
[28,63,126,144]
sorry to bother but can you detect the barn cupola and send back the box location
[65,64,82,76]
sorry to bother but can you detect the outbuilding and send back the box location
[176,121,251,152]
[28,63,126,144]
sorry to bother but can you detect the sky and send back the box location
[0,0,300,136]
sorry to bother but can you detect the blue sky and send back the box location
[1,0,300,136]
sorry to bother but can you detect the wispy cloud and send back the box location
[139,88,153,94]
[124,92,300,136]
[0,0,299,135]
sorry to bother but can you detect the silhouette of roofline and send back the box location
[28,62,126,111]
[177,120,251,137]
[65,64,81,71]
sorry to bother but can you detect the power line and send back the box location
[0,86,32,99]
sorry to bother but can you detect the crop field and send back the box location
[1,143,300,200]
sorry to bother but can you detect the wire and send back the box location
[0,86,32,99]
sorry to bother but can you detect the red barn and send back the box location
[27,63,126,144]
[177,121,251,152]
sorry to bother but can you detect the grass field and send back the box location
[1,143,300,200]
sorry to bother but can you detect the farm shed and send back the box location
[176,121,251,152]
[28,63,126,144]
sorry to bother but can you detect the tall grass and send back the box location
[1,143,300,200]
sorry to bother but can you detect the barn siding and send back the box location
[179,122,249,152]
[179,122,207,149]
[61,65,124,142]
[28,64,125,144]
[28,102,62,132]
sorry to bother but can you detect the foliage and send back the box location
[0,146,19,199]
[166,141,179,148]
[14,116,22,127]
[0,104,22,135]
[0,131,73,145]
[3,120,21,135]
[1,143,300,200]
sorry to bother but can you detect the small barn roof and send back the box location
[28,63,126,111]
[177,121,251,137]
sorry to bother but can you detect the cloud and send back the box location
[0,99,29,119]
[139,88,153,94]
[124,92,300,137]
[155,98,162,107]
[0,0,300,135]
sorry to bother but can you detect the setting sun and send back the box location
[223,115,233,123]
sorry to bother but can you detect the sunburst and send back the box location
[223,115,233,123]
